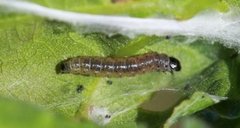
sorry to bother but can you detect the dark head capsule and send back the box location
[169,57,181,71]
[56,61,69,74]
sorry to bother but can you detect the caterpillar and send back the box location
[56,52,181,77]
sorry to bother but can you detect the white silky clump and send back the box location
[1,0,240,50]
[88,106,112,125]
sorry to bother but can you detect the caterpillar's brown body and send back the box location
[56,52,181,77]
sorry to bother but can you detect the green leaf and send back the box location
[164,60,231,128]
[164,92,227,128]
[0,97,98,128]
[196,57,240,128]
[0,13,218,127]
[182,60,231,96]
[0,0,238,128]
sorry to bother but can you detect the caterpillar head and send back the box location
[55,61,69,74]
[169,57,181,72]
